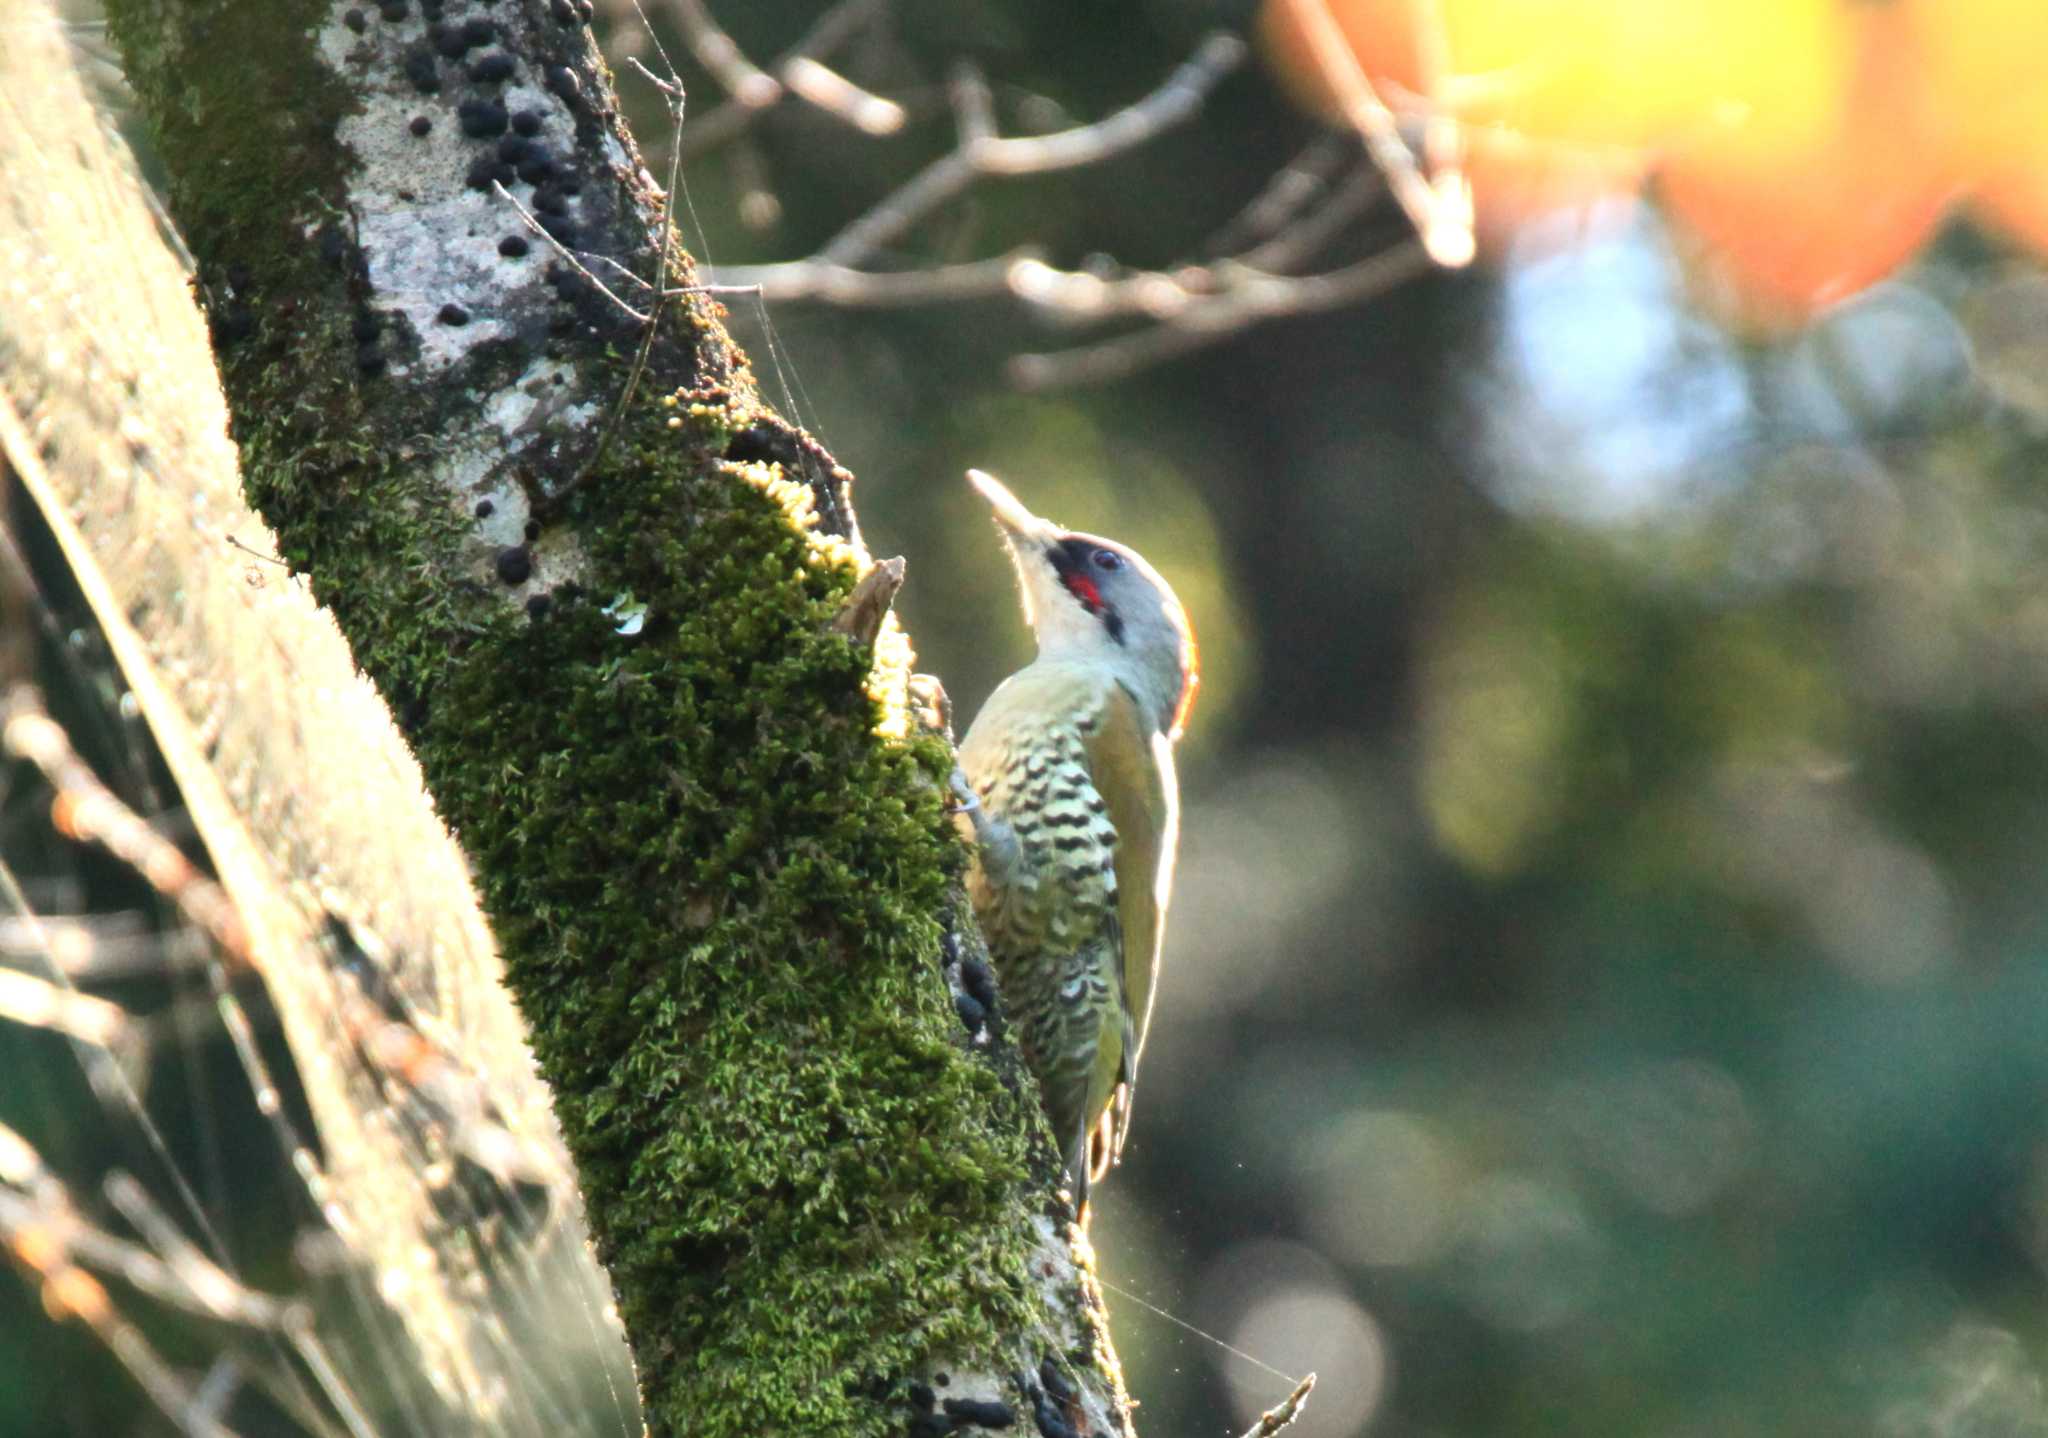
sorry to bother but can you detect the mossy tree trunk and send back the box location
[96,1,1133,1433]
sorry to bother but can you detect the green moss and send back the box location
[425,400,1045,1432]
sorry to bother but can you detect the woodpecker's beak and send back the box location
[968,469,1060,555]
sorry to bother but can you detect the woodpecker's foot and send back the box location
[947,766,982,816]
[950,768,1027,880]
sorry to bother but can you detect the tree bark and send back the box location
[5,0,1136,1432]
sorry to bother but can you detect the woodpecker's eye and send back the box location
[1092,549,1125,572]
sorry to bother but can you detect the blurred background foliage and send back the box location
[14,0,2048,1433]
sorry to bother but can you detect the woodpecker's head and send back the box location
[969,469,1199,739]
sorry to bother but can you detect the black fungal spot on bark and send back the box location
[378,0,406,19]
[462,17,494,46]
[511,109,543,136]
[943,1398,1016,1430]
[907,1415,954,1438]
[468,52,516,83]
[1026,1388,1076,1438]
[356,344,386,376]
[517,150,556,185]
[523,519,541,542]
[458,98,509,137]
[433,24,471,59]
[1036,1362,1076,1405]
[547,270,589,308]
[437,302,470,325]
[465,156,515,191]
[544,63,580,103]
[343,8,366,32]
[952,992,986,1034]
[525,593,552,621]
[549,0,576,22]
[213,307,256,347]
[960,959,999,1014]
[396,690,429,736]
[351,312,381,344]
[409,115,432,137]
[536,214,577,246]
[404,50,440,94]
[474,498,495,518]
[498,235,530,258]
[532,185,568,217]
[496,134,530,164]
[909,1384,937,1413]
[317,226,348,268]
[723,422,791,466]
[495,546,532,585]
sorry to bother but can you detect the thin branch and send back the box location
[670,0,781,108]
[1008,239,1433,389]
[2,692,249,964]
[1203,134,1358,258]
[975,32,1246,176]
[1239,165,1386,275]
[0,913,164,980]
[782,55,907,135]
[674,0,893,161]
[0,1130,243,1438]
[691,250,1036,306]
[814,31,1246,269]
[1270,0,1473,267]
[0,965,132,1049]
[1233,1373,1317,1438]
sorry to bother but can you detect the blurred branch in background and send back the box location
[655,0,1451,387]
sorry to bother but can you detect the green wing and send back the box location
[1083,681,1178,1166]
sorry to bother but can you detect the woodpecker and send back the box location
[952,470,1197,1206]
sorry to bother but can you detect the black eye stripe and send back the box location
[1050,537,1094,577]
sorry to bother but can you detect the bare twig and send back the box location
[691,250,1035,306]
[0,966,130,1050]
[671,0,780,108]
[1204,135,1358,258]
[1269,0,1473,267]
[2,691,249,964]
[0,1127,243,1438]
[1008,239,1433,389]
[0,913,163,980]
[782,55,906,136]
[1234,1373,1317,1438]
[813,31,1246,270]
[1239,165,1386,274]
[673,0,896,161]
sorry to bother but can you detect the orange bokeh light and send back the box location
[1256,0,2048,324]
